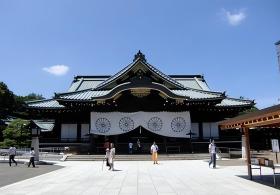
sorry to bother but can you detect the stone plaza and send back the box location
[0,159,279,195]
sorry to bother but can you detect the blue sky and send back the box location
[0,0,279,108]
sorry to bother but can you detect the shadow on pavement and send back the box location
[237,175,280,190]
[0,162,63,188]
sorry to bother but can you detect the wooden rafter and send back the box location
[219,104,280,130]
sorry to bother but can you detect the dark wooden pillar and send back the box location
[77,123,81,142]
[243,127,252,180]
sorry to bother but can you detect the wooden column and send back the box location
[243,127,252,180]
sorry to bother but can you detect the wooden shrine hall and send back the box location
[26,51,254,154]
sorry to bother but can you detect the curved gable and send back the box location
[95,51,185,90]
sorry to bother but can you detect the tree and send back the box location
[14,93,45,114]
[0,82,16,117]
[0,81,45,117]
[16,93,45,102]
[239,106,259,115]
[0,119,31,148]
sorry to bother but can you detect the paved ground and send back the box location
[0,162,63,187]
[0,160,279,195]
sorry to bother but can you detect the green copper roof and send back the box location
[216,98,253,107]
[27,99,65,109]
[95,57,185,90]
[58,89,111,100]
[68,77,108,92]
[171,89,222,100]
[32,120,55,132]
[55,87,222,101]
[67,75,210,92]
[25,52,254,110]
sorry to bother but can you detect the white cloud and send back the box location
[43,65,69,76]
[222,9,246,26]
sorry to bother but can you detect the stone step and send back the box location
[65,154,210,161]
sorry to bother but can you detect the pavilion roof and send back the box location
[219,104,280,129]
[30,120,55,132]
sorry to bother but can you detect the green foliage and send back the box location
[0,82,16,117]
[0,81,45,117]
[239,106,259,115]
[0,119,31,148]
[14,93,45,113]
[0,139,17,148]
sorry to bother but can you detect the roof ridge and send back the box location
[194,77,205,91]
[95,61,135,89]
[55,88,94,97]
[225,97,254,103]
[145,62,185,88]
[169,75,203,78]
[95,56,186,90]
[172,88,223,95]
[25,99,53,104]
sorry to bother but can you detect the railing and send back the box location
[0,147,65,161]
[40,138,89,143]
[94,142,190,154]
[216,147,242,159]
[192,140,242,153]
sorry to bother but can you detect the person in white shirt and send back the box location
[8,146,17,166]
[208,140,217,168]
[28,147,35,168]
[150,142,159,164]
[108,143,115,171]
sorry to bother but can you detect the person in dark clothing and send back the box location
[8,146,17,167]
[105,147,110,168]
[137,139,141,154]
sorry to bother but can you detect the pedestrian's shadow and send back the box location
[112,169,122,171]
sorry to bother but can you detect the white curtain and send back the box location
[90,111,191,138]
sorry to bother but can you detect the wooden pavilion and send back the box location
[219,104,280,179]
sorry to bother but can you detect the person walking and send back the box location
[8,146,17,166]
[137,139,141,154]
[104,139,110,152]
[150,142,159,164]
[128,142,133,154]
[108,143,115,171]
[208,140,217,168]
[105,147,110,169]
[28,147,36,168]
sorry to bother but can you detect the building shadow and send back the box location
[237,175,280,190]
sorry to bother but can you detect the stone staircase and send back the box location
[65,153,210,161]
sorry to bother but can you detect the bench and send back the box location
[250,157,280,185]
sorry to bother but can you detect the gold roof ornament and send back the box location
[130,88,150,98]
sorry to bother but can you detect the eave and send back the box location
[219,104,280,129]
